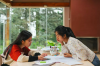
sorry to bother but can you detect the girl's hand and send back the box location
[64,53,72,57]
[38,55,45,60]
[41,53,47,57]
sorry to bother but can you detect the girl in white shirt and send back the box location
[55,25,100,66]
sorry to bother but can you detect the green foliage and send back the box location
[0,5,63,50]
[46,40,55,46]
[30,41,45,49]
[30,37,45,49]
[46,40,62,51]
[0,23,3,45]
[0,45,3,54]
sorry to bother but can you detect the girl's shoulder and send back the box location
[69,37,77,41]
[13,44,18,47]
[12,44,21,50]
[68,37,80,44]
[69,37,84,45]
[12,44,19,48]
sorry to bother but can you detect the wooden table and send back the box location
[10,49,94,66]
[10,61,94,66]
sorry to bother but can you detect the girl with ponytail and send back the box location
[2,30,47,66]
[55,25,100,66]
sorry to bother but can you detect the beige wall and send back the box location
[64,7,70,27]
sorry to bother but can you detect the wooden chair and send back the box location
[0,54,2,66]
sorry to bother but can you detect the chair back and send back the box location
[0,55,2,66]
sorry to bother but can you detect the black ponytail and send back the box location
[55,25,76,38]
[65,27,76,38]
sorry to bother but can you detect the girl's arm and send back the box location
[24,46,41,56]
[28,50,41,56]
[26,47,47,57]
[9,45,40,62]
[61,45,69,54]
[25,47,47,61]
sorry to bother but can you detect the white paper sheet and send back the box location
[35,60,55,65]
[35,56,82,65]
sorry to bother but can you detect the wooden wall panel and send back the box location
[12,0,70,2]
[70,0,100,37]
[11,2,70,7]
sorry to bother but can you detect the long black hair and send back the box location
[55,25,76,38]
[4,30,32,59]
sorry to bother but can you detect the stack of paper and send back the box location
[35,56,82,65]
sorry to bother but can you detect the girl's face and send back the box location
[55,31,65,43]
[22,36,32,47]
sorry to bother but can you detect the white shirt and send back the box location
[62,37,95,62]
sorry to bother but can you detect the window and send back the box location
[0,6,63,54]
[0,2,7,54]
[10,8,63,49]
